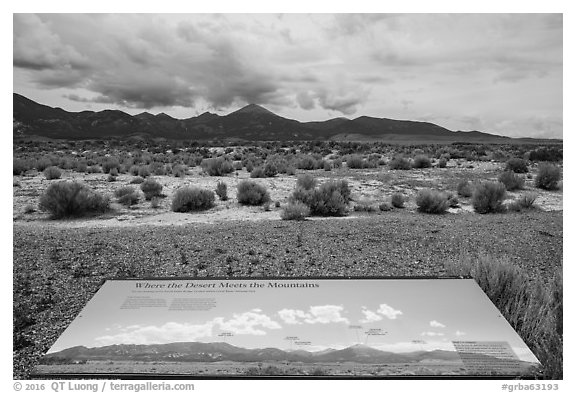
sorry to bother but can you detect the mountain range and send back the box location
[41,341,532,369]
[13,93,547,143]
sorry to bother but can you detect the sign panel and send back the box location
[32,278,540,378]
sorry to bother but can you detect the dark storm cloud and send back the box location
[13,14,289,111]
[13,14,90,72]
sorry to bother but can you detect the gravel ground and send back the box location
[13,210,562,379]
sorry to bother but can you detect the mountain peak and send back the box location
[231,103,276,116]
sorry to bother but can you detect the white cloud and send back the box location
[430,320,446,328]
[421,331,445,337]
[455,330,466,336]
[377,304,403,320]
[277,305,349,325]
[213,311,281,335]
[277,309,309,325]
[95,310,281,345]
[95,321,215,346]
[359,307,383,323]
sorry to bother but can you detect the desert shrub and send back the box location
[87,165,102,173]
[378,201,393,211]
[354,199,377,212]
[43,166,62,180]
[505,158,529,173]
[296,174,317,190]
[215,181,228,201]
[286,166,296,175]
[140,178,163,200]
[172,187,215,212]
[36,157,54,172]
[528,147,563,162]
[333,158,343,168]
[237,180,271,206]
[263,161,278,177]
[109,167,119,177]
[151,163,166,176]
[172,164,186,177]
[74,160,88,173]
[291,180,350,217]
[129,176,145,184]
[535,163,561,190]
[114,186,139,206]
[346,154,365,169]
[129,165,140,176]
[416,189,449,214]
[250,166,266,178]
[137,165,151,178]
[391,193,406,208]
[150,196,161,209]
[39,181,109,218]
[201,157,234,176]
[296,155,320,170]
[457,180,473,197]
[438,158,447,168]
[323,161,332,171]
[472,181,507,214]
[245,161,254,173]
[498,171,525,191]
[388,156,411,170]
[412,155,432,168]
[13,159,31,175]
[107,174,117,182]
[445,192,459,208]
[508,193,538,212]
[445,253,562,379]
[102,157,120,174]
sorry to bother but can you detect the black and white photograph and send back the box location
[11,8,564,388]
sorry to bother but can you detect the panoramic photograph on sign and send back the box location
[32,278,540,378]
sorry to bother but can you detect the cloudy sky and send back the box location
[46,279,538,364]
[13,13,562,138]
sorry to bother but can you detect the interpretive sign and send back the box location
[32,278,540,378]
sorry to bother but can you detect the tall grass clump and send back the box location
[201,157,234,176]
[508,193,538,212]
[505,158,529,173]
[498,171,525,191]
[281,201,310,221]
[39,181,110,218]
[215,181,228,201]
[140,178,163,200]
[472,181,506,214]
[171,187,215,212]
[237,180,271,206]
[445,253,562,379]
[415,189,449,214]
[535,163,561,190]
[43,166,62,180]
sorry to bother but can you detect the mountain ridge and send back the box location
[41,341,536,368]
[13,93,546,142]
